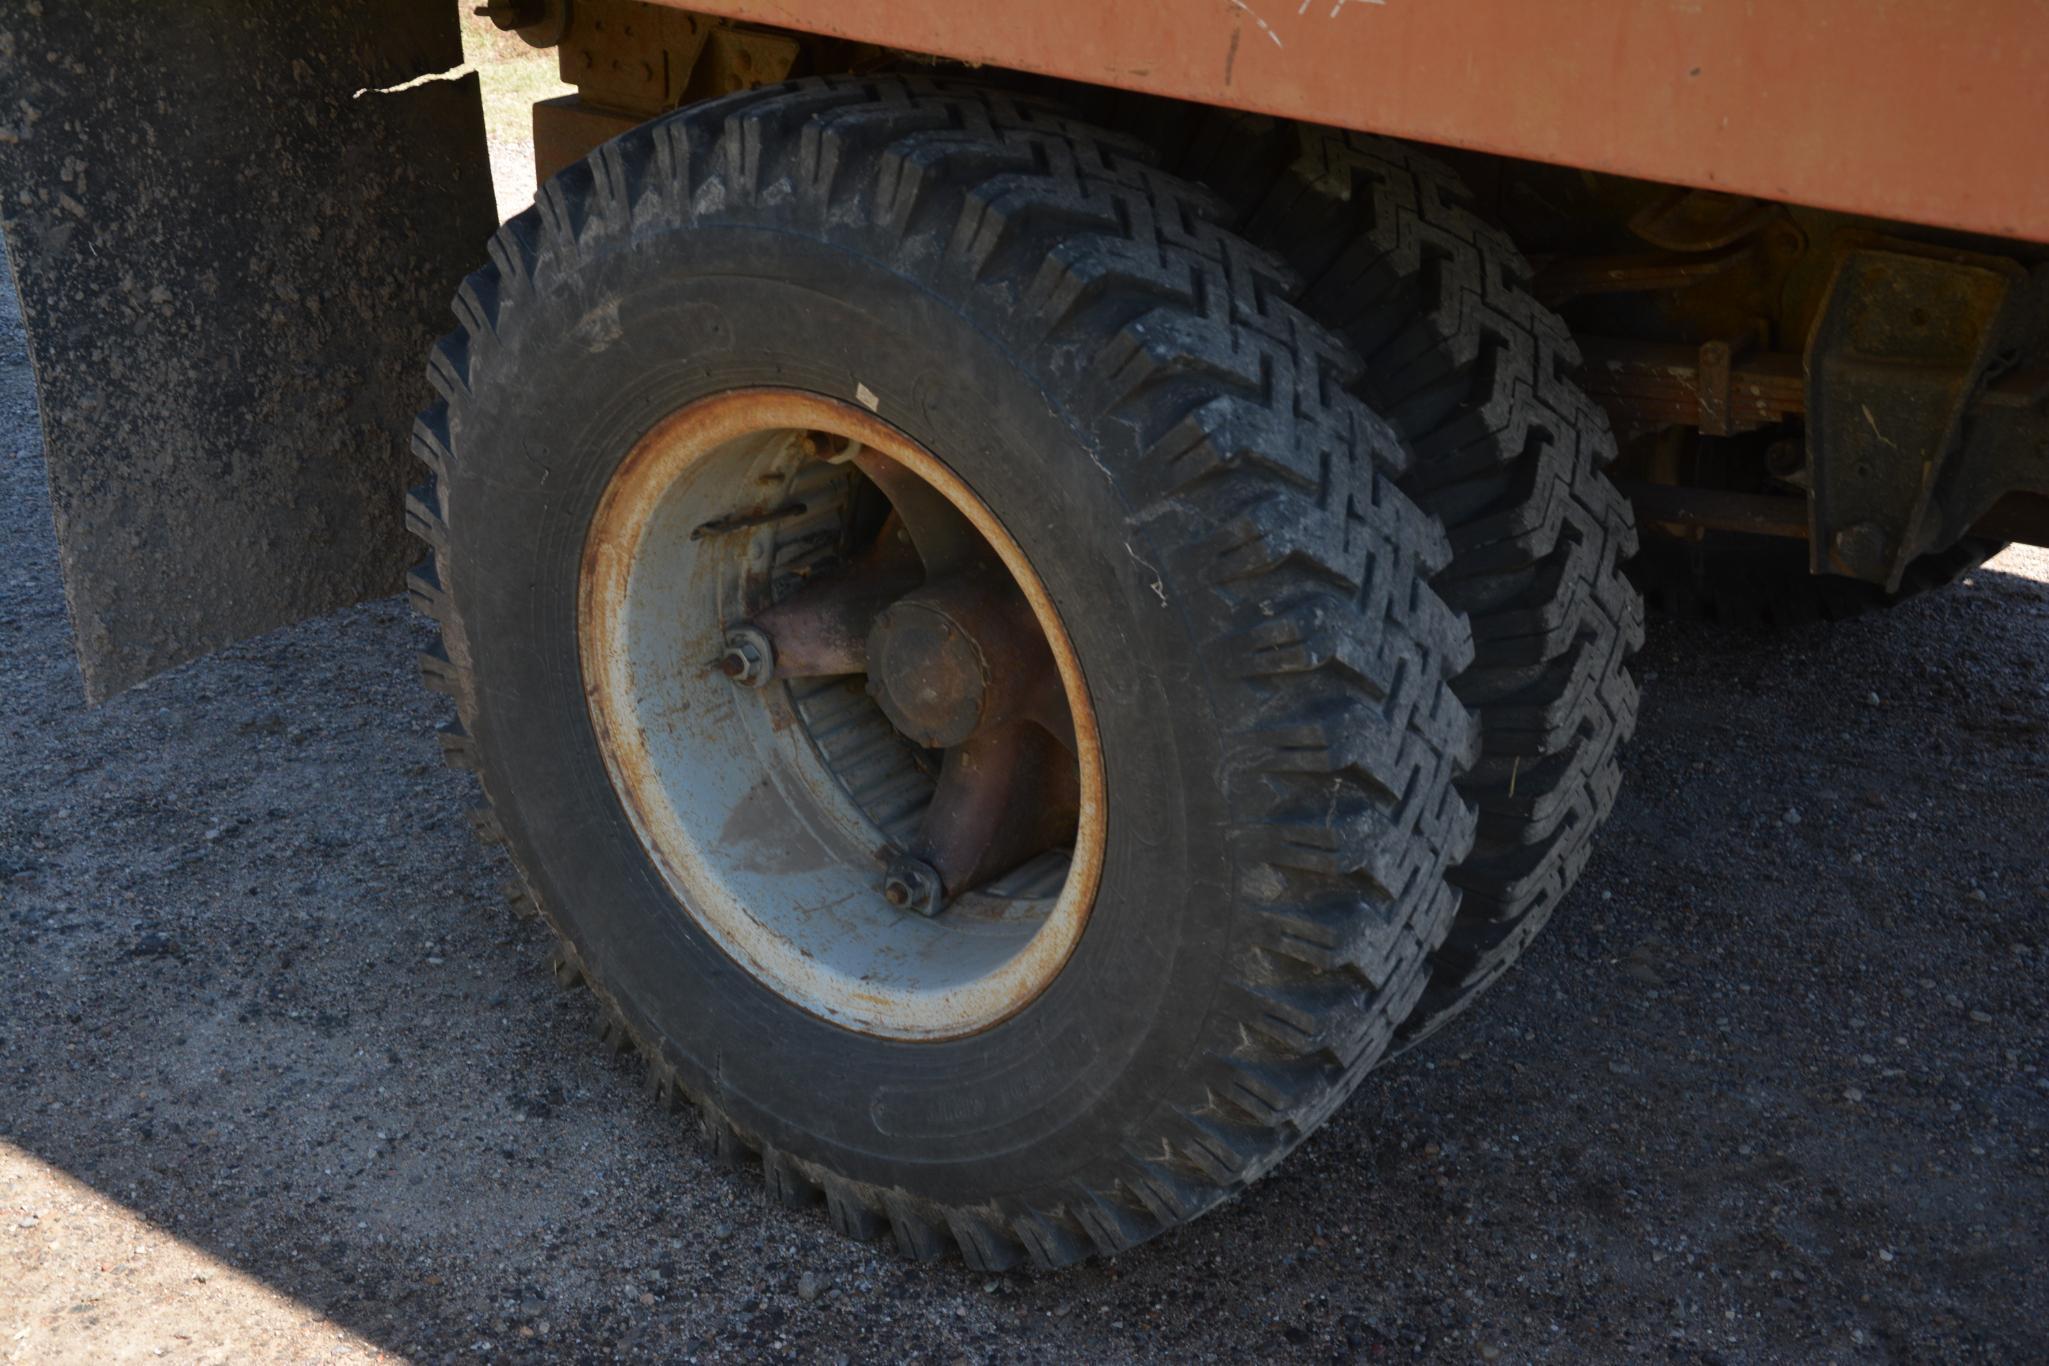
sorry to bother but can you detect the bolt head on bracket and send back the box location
[719,624,774,688]
[882,854,944,917]
[474,0,570,47]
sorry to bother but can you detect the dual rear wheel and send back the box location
[409,77,1636,1265]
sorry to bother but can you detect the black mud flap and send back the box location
[0,3,498,700]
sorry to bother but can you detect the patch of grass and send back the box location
[460,6,539,64]
[457,4,572,147]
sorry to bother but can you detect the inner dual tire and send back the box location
[1160,122,1645,1043]
[409,78,1547,1266]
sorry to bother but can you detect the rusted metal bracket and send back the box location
[1617,482,1809,540]
[1579,339,1805,444]
[1534,241,1757,310]
[1805,247,2028,588]
[533,96,645,183]
[530,2,802,182]
[1625,188,1783,254]
[1620,483,2049,549]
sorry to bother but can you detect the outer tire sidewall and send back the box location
[446,222,1237,1204]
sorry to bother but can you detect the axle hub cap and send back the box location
[866,596,990,749]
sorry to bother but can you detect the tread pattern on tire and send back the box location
[1166,120,1644,1045]
[406,77,1480,1268]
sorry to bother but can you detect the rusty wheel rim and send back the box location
[579,390,1105,1040]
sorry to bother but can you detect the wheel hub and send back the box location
[866,592,992,749]
[578,390,1103,1039]
[863,574,1050,750]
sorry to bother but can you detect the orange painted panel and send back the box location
[658,0,2049,244]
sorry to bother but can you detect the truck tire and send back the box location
[1633,529,2006,627]
[1165,122,1644,1045]
[407,78,1479,1267]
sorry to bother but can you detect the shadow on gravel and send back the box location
[2,270,2046,1356]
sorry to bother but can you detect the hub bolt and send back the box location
[719,625,774,688]
[882,855,944,917]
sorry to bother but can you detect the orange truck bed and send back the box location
[673,0,2049,244]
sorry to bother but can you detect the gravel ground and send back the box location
[3,234,2047,1362]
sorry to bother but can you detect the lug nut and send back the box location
[882,855,943,917]
[719,625,774,687]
